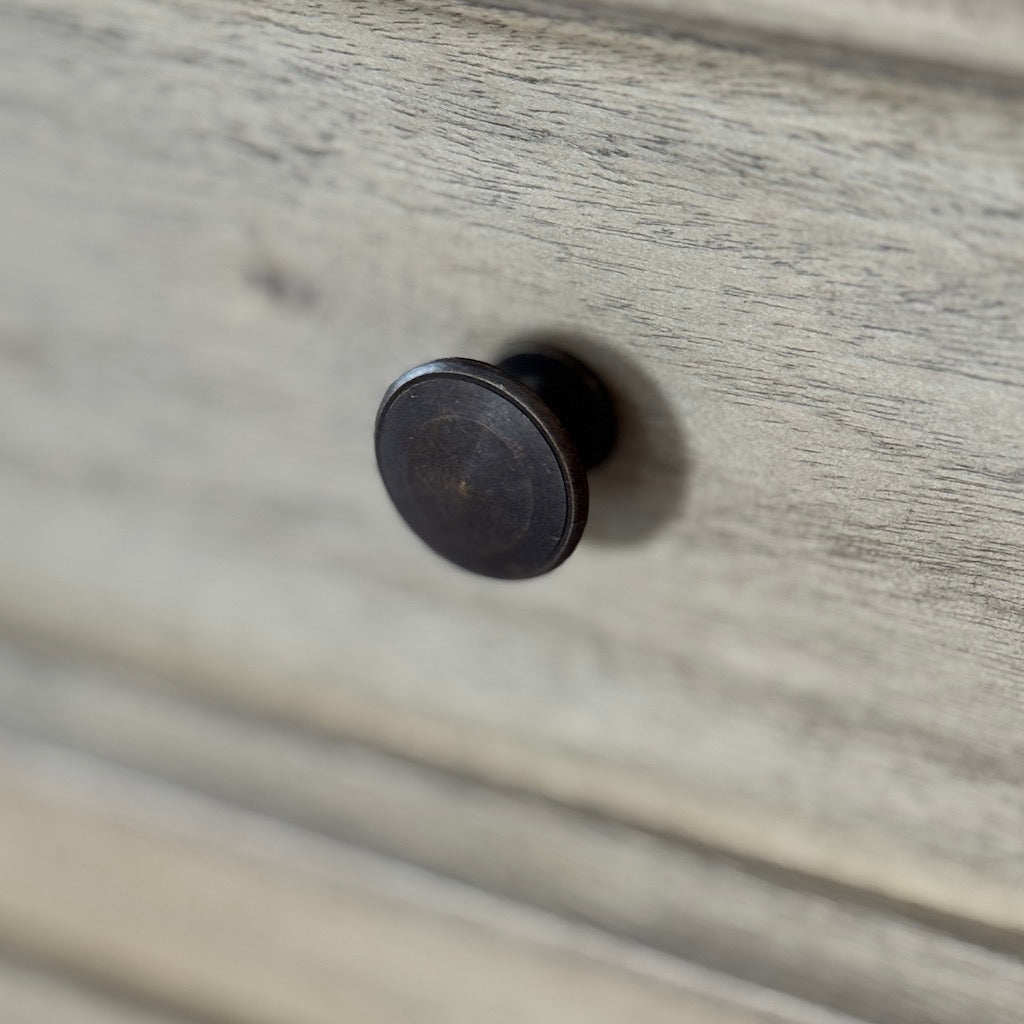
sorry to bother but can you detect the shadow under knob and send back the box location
[374,347,617,579]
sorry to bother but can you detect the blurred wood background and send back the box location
[1,0,1022,1021]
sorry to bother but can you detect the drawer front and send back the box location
[1,1,1023,1020]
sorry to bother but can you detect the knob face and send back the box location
[375,358,587,579]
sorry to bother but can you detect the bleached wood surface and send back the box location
[1,1,1023,1020]
[0,720,863,1024]
[3,631,1024,1024]
[498,0,1024,79]
[0,959,194,1024]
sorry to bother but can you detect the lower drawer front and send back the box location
[0,732,808,1024]
[4,634,1024,1024]
[1,1,1023,1018]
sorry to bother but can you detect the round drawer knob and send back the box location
[375,347,617,578]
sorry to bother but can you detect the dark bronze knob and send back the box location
[375,347,617,579]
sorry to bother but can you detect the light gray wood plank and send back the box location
[1,0,1022,967]
[488,0,1024,80]
[0,959,195,1024]
[0,732,860,1024]
[3,631,1023,1024]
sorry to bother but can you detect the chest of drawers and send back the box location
[1,2,1023,1021]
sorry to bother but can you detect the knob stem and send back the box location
[497,348,616,470]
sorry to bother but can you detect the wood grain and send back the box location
[0,727,860,1024]
[484,0,1024,80]
[1,0,1023,996]
[3,630,1024,1024]
[0,958,195,1024]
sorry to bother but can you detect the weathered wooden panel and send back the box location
[0,959,194,1024]
[2,631,1023,1024]
[494,0,1024,78]
[1,0,1022,985]
[0,725,856,1024]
